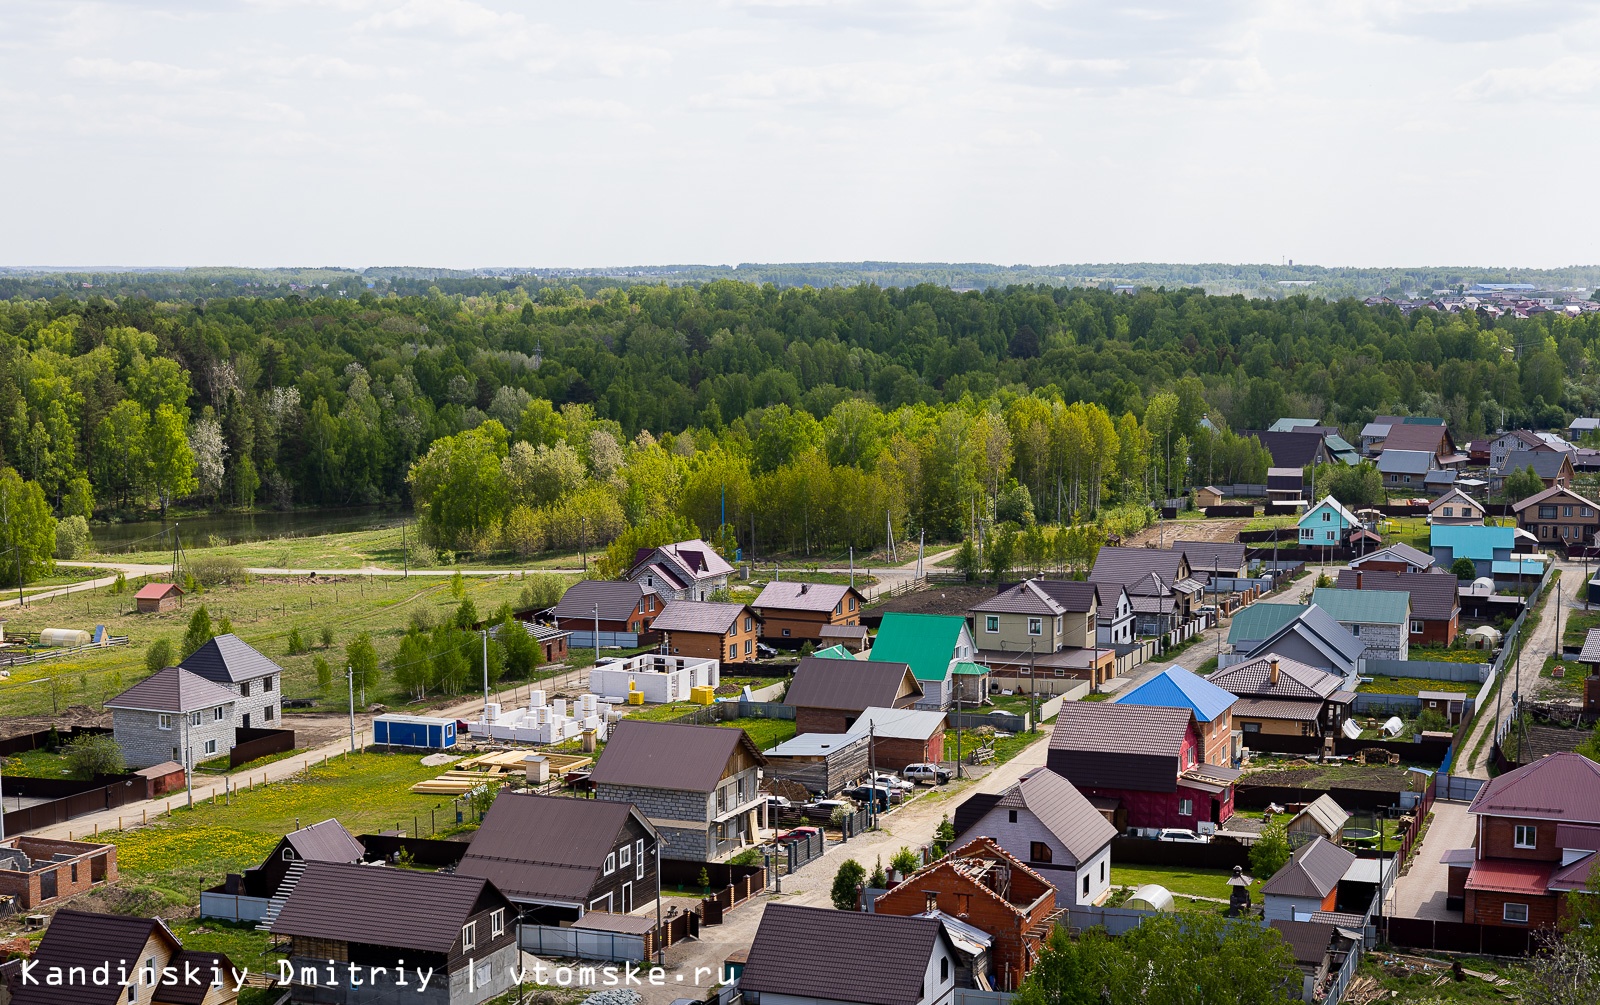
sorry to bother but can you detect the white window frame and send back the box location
[1411,620,1423,634]
[1503,902,1529,924]
[1514,825,1536,850]
[605,852,616,875]
[461,921,476,950]
[636,839,646,880]
[490,908,505,938]
[985,615,999,634]
[158,714,172,731]
[1178,798,1194,817]
[189,711,203,727]
[1027,618,1043,636]
[203,738,217,755]
[213,706,225,721]
[620,843,632,868]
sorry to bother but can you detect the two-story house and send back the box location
[271,862,518,1005]
[1046,703,1239,831]
[651,600,760,663]
[179,634,284,731]
[1452,752,1600,930]
[874,838,1058,991]
[591,720,766,861]
[625,539,733,602]
[1308,587,1410,662]
[786,656,922,734]
[1088,547,1202,631]
[1486,429,1555,471]
[1377,448,1439,490]
[1512,485,1600,552]
[553,580,661,648]
[1297,496,1362,549]
[1335,569,1461,646]
[1233,605,1366,681]
[870,613,977,711]
[1207,654,1354,740]
[1427,488,1485,527]
[457,791,660,923]
[13,910,237,1005]
[1496,449,1575,492]
[751,581,864,645]
[951,768,1118,907]
[106,666,238,770]
[969,580,1114,689]
[741,905,960,1005]
[1115,666,1239,767]
[1091,583,1135,647]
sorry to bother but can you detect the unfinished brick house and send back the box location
[873,837,1057,992]
[0,836,118,909]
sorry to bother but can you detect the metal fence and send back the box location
[519,924,646,962]
[1363,658,1491,683]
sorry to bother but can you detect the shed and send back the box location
[1285,795,1350,848]
[1195,486,1225,508]
[762,731,871,795]
[134,582,183,613]
[373,714,457,749]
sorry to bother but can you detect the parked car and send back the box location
[902,763,951,785]
[1156,828,1210,844]
[843,786,891,811]
[755,642,778,658]
[805,798,853,814]
[872,773,914,791]
[766,795,792,810]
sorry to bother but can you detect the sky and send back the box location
[2,0,1598,270]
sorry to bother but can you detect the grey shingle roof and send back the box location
[628,539,734,583]
[553,580,656,621]
[1207,654,1343,701]
[458,792,655,903]
[271,861,510,954]
[179,633,282,684]
[1334,569,1458,621]
[1348,542,1433,570]
[591,720,765,793]
[994,768,1118,865]
[283,818,366,863]
[105,666,238,714]
[1376,449,1436,475]
[741,904,953,1005]
[1088,547,1188,589]
[650,600,748,634]
[1244,605,1364,670]
[1580,628,1600,665]
[1174,541,1249,573]
[785,657,921,713]
[1261,836,1356,899]
[752,580,855,613]
[1501,449,1571,479]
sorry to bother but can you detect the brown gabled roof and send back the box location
[741,904,955,1005]
[271,861,510,954]
[1380,422,1452,456]
[1030,579,1100,613]
[1089,547,1188,589]
[650,600,749,634]
[1261,836,1355,900]
[752,581,857,613]
[458,792,657,904]
[990,768,1118,865]
[1511,484,1598,513]
[12,911,184,1005]
[1174,541,1249,573]
[591,720,766,793]
[553,580,656,621]
[1046,703,1195,794]
[1334,569,1459,621]
[785,657,921,713]
[282,818,365,864]
[1468,751,1600,824]
[970,580,1066,616]
[1208,654,1344,701]
[104,666,238,714]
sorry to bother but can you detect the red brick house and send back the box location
[1453,752,1600,929]
[785,656,923,734]
[873,837,1057,992]
[1046,703,1240,831]
[0,837,118,909]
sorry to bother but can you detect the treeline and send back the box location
[4,280,1600,570]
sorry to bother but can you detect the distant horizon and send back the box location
[4,260,1599,274]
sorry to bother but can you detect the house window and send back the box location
[1514,825,1537,849]
[1411,620,1423,634]
[985,616,999,634]
[1008,810,1018,823]
[240,681,251,698]
[744,617,753,632]
[283,847,297,861]
[1565,506,1574,517]
[1503,903,1530,924]
[849,597,857,611]
[1082,874,1090,897]
[1323,512,1330,522]
[490,908,505,938]
[1030,842,1052,863]
[1100,861,1106,882]
[203,739,217,755]
[213,706,225,721]
[1179,798,1194,816]
[265,676,274,692]
[158,714,172,730]
[940,958,949,983]
[834,604,842,615]
[620,843,632,868]
[744,639,752,655]
[782,628,791,637]
[636,839,646,880]
[172,747,180,761]
[1540,506,1557,519]
[265,705,275,721]
[1028,618,1042,636]
[1055,616,1062,635]
[729,644,738,660]
[1351,624,1361,637]
[605,852,616,875]
[461,921,476,950]
[1443,506,1453,517]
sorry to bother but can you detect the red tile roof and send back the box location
[1468,752,1600,823]
[1464,859,1554,897]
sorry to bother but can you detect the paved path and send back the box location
[1392,800,1473,921]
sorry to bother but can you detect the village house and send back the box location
[1371,418,1460,466]
[1297,496,1362,549]
[624,539,733,602]
[870,613,977,711]
[1347,542,1436,573]
[1427,489,1486,527]
[1174,541,1251,580]
[0,836,117,910]
[456,791,660,923]
[134,582,183,614]
[750,581,864,645]
[1335,568,1461,646]
[1246,429,1333,469]
[179,634,284,731]
[552,580,661,648]
[740,904,960,1005]
[106,666,239,770]
[591,720,766,861]
[1115,666,1239,767]
[1512,484,1600,551]
[1487,429,1559,470]
[1496,449,1575,491]
[650,600,760,663]
[1046,703,1239,831]
[1261,837,1358,923]
[952,767,1118,906]
[1088,547,1201,631]
[874,838,1058,992]
[1452,752,1600,930]
[1308,587,1410,661]
[1226,602,1302,655]
[970,580,1115,689]
[1429,524,1530,580]
[1266,468,1306,506]
[207,817,364,915]
[785,656,922,734]
[1377,448,1438,490]
[1207,654,1354,740]
[1233,605,1365,681]
[270,862,518,1005]
[11,910,237,1005]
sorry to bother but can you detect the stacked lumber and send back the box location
[409,749,593,794]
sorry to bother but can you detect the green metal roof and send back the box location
[870,612,965,683]
[1309,587,1409,625]
[812,644,856,660]
[1226,603,1302,645]
[952,661,987,676]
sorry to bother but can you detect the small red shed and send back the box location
[134,582,183,614]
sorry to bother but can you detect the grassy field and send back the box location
[719,716,797,749]
[1562,607,1600,648]
[1356,676,1478,697]
[1356,954,1527,1002]
[1110,864,1251,904]
[0,571,573,718]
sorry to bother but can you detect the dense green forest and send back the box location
[2,278,1599,580]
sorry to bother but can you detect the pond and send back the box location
[91,506,410,551]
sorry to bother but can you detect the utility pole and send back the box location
[849,547,854,590]
[347,664,356,753]
[954,682,963,780]
[580,517,588,576]
[402,522,409,579]
[593,603,601,664]
[482,628,490,710]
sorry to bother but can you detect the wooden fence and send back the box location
[229,727,295,767]
[1,775,145,836]
[1109,837,1250,869]
[1384,917,1535,955]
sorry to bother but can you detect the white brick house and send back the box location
[179,634,284,729]
[106,667,238,770]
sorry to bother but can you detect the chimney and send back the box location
[1268,657,1280,686]
[1355,570,1363,590]
[799,583,808,595]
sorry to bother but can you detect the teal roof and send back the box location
[1227,603,1302,645]
[1116,667,1237,722]
[871,612,965,683]
[812,644,856,660]
[1431,524,1514,562]
[952,661,987,676]
[1492,558,1546,576]
[1309,587,1409,625]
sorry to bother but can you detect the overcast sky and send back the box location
[3,0,1597,270]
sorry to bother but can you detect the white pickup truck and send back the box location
[901,763,951,785]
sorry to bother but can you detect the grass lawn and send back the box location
[1357,955,1527,1002]
[720,716,797,750]
[1,747,81,778]
[1562,607,1600,648]
[0,571,569,718]
[1538,654,1588,695]
[1356,676,1478,697]
[1110,864,1252,904]
[1244,515,1297,532]
[943,726,1047,765]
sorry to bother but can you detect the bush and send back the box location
[407,540,439,568]
[314,656,332,694]
[831,859,865,911]
[287,627,307,655]
[64,734,124,778]
[189,555,247,586]
[54,515,91,560]
[890,846,921,876]
[1416,708,1449,733]
[145,638,174,674]
[320,626,334,648]
[517,574,568,612]
[1250,822,1291,880]
[1450,557,1478,580]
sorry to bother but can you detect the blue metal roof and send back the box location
[1116,666,1237,723]
[1492,558,1546,576]
[1431,524,1514,562]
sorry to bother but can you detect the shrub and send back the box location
[320,626,334,648]
[54,516,91,560]
[831,859,865,911]
[287,627,307,655]
[64,734,124,778]
[1450,557,1478,580]
[1250,823,1291,880]
[189,555,247,586]
[145,638,174,674]
[870,858,887,888]
[516,574,568,612]
[450,570,465,600]
[314,656,332,694]
[890,846,921,876]
[180,606,214,659]
[1416,708,1449,733]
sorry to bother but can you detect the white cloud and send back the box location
[1461,56,1600,99]
[65,56,219,85]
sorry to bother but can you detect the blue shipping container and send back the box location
[374,715,457,749]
